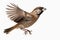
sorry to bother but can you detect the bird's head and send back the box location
[32,7,46,17]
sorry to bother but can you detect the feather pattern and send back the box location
[6,3,25,23]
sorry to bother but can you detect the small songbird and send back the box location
[4,3,46,35]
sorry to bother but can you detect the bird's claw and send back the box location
[24,29,32,35]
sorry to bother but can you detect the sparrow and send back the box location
[4,3,46,35]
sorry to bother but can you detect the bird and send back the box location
[4,3,46,35]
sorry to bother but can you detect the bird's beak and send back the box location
[42,8,46,11]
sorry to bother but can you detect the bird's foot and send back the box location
[23,29,32,35]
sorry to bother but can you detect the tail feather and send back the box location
[4,27,15,34]
[4,24,19,34]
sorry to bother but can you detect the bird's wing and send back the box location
[6,3,25,23]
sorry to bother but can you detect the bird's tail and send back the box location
[4,24,19,34]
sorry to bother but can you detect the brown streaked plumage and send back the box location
[4,3,46,35]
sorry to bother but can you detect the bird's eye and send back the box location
[35,9,41,14]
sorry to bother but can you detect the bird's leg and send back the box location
[21,28,32,35]
[23,29,32,35]
[19,25,32,35]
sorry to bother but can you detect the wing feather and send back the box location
[6,3,25,23]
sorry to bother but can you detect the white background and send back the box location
[0,0,60,40]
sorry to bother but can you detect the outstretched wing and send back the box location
[6,3,25,23]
